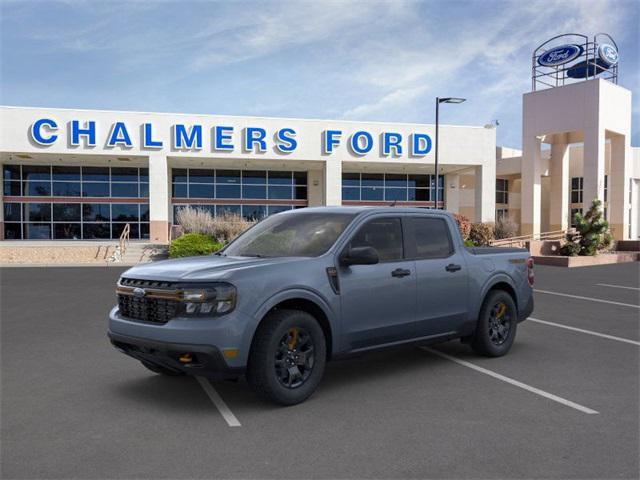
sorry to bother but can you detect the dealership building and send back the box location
[0,34,638,244]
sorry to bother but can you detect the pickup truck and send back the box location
[109,207,534,405]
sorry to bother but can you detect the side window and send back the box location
[411,217,453,259]
[350,217,403,262]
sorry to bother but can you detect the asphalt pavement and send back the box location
[1,262,638,479]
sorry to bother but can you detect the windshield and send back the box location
[222,211,356,258]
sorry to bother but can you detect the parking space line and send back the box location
[596,283,640,291]
[196,376,241,427]
[534,289,640,309]
[421,347,599,415]
[528,317,640,346]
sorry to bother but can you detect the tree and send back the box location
[560,199,613,256]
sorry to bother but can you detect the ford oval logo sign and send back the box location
[538,44,583,67]
[598,44,618,67]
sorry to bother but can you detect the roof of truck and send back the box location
[289,206,452,216]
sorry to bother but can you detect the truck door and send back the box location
[407,216,469,337]
[338,216,416,350]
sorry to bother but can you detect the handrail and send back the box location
[491,228,575,247]
[119,223,131,256]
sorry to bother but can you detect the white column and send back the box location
[609,134,631,240]
[323,160,342,206]
[474,162,495,223]
[582,126,606,212]
[521,135,542,236]
[549,137,570,231]
[307,169,324,207]
[148,153,170,243]
[445,173,460,214]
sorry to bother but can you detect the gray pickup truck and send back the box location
[109,207,534,405]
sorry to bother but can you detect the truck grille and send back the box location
[117,278,180,324]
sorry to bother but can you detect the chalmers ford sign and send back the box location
[29,118,434,157]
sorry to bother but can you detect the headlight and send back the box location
[180,283,237,317]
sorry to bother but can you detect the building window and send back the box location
[604,175,608,202]
[341,173,443,205]
[496,179,509,204]
[496,208,508,221]
[2,164,149,240]
[571,177,583,203]
[171,168,307,223]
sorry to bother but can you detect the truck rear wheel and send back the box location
[246,309,326,406]
[471,290,517,357]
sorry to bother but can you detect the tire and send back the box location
[140,360,184,376]
[246,309,327,406]
[471,290,518,357]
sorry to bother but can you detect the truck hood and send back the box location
[120,255,308,282]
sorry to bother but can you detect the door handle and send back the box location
[391,268,411,278]
[445,263,462,272]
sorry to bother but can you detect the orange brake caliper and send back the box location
[496,303,506,319]
[287,327,299,350]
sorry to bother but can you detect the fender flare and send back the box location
[475,273,518,318]
[242,288,339,357]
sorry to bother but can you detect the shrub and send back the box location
[210,211,255,244]
[560,199,613,256]
[169,233,224,258]
[452,213,472,241]
[494,217,519,240]
[469,222,495,246]
[176,207,217,236]
[176,207,254,243]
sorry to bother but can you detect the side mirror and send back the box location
[341,246,379,266]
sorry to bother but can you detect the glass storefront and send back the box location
[171,168,308,222]
[342,172,444,203]
[3,165,149,239]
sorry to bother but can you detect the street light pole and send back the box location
[434,97,440,210]
[433,96,466,209]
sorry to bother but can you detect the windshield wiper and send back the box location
[240,253,270,258]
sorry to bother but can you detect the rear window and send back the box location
[411,217,453,258]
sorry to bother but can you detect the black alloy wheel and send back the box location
[275,327,315,388]
[471,290,518,357]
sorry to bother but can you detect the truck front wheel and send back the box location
[471,290,518,357]
[247,309,326,406]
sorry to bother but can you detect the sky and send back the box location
[1,0,638,148]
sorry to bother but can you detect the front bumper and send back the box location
[108,330,245,379]
[108,305,256,373]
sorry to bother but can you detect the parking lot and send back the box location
[1,262,638,479]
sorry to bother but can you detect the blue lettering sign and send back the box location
[411,133,432,156]
[173,124,203,149]
[350,131,373,155]
[30,118,58,145]
[143,123,163,148]
[244,127,267,152]
[323,130,342,154]
[275,128,297,153]
[383,132,403,156]
[71,120,96,147]
[214,126,234,151]
[107,122,133,147]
